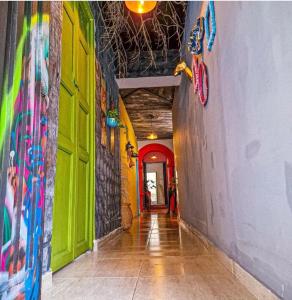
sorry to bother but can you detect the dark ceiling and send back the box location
[98,1,186,140]
[120,87,175,140]
[97,1,187,78]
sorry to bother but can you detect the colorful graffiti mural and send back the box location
[0,3,49,299]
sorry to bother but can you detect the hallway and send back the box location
[1,1,292,298]
[43,213,254,299]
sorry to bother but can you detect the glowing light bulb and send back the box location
[125,1,157,14]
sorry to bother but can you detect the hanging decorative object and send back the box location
[205,0,216,52]
[147,115,158,140]
[188,17,205,56]
[174,61,192,80]
[198,61,209,106]
[125,1,157,14]
[192,56,199,94]
[126,141,136,168]
[106,106,125,128]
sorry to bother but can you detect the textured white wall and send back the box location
[173,2,292,298]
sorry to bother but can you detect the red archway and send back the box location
[138,143,175,212]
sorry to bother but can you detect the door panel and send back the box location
[51,148,74,271]
[61,5,75,84]
[59,84,74,142]
[75,9,91,257]
[78,104,89,152]
[75,158,89,256]
[77,38,89,104]
[52,2,94,272]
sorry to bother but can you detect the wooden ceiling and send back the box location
[120,87,175,140]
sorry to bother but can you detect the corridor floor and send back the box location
[44,213,255,300]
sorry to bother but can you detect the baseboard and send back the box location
[93,226,123,251]
[179,218,279,300]
[41,270,52,293]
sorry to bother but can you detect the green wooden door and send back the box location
[51,2,95,272]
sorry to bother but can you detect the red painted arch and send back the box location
[138,143,175,212]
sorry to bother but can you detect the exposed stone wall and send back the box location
[42,1,62,273]
[91,2,122,238]
[94,61,121,239]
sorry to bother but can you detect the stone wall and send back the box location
[92,2,122,238]
[173,2,292,298]
[42,1,62,273]
[94,61,121,239]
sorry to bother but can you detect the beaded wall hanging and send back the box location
[205,0,216,52]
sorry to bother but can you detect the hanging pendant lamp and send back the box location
[147,115,158,140]
[125,1,157,14]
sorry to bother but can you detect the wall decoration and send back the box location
[205,0,216,52]
[198,61,209,106]
[0,4,49,299]
[100,78,107,146]
[101,78,107,113]
[106,107,124,129]
[126,141,136,168]
[174,61,193,80]
[192,56,199,94]
[188,17,205,56]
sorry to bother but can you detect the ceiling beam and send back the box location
[116,75,181,89]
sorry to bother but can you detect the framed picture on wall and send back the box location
[100,78,107,113]
[100,77,107,147]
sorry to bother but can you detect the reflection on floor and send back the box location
[44,213,255,300]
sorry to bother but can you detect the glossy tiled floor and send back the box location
[43,212,255,300]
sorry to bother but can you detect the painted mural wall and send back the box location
[0,2,49,298]
[173,1,292,298]
[120,98,138,217]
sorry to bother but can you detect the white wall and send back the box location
[173,2,292,298]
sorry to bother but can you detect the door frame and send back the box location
[138,144,175,212]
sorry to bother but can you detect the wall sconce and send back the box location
[174,61,192,80]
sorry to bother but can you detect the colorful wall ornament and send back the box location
[0,3,49,299]
[188,17,205,56]
[188,1,216,106]
[205,0,216,52]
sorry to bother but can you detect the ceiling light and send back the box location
[151,155,157,160]
[147,133,158,140]
[125,1,157,14]
[147,114,158,140]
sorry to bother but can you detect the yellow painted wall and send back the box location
[119,97,138,217]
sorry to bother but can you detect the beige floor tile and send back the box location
[48,212,256,299]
